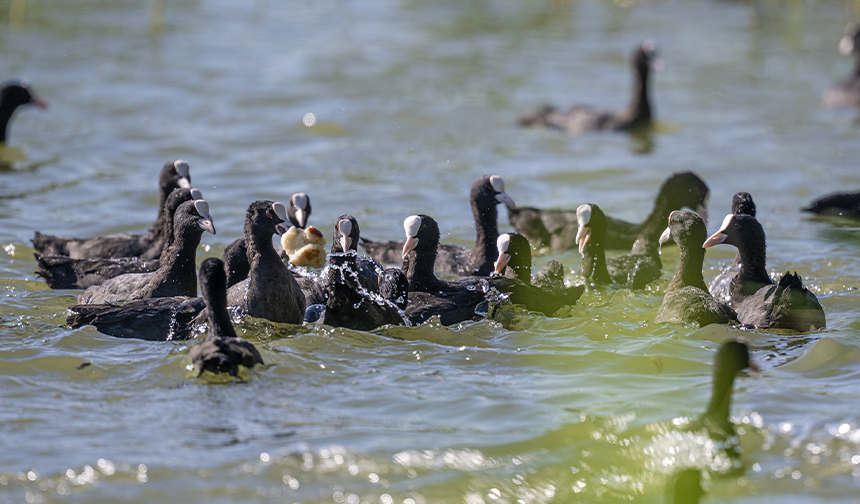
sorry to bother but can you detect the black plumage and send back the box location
[488,233,584,316]
[216,200,306,324]
[189,258,264,376]
[329,214,383,292]
[399,215,490,325]
[360,175,515,276]
[655,211,736,326]
[221,192,312,288]
[802,190,860,217]
[518,41,661,134]
[378,268,409,310]
[67,296,204,341]
[709,192,756,302]
[35,188,201,289]
[507,172,709,251]
[321,254,404,330]
[32,160,192,259]
[317,215,402,330]
[703,214,826,331]
[77,200,215,304]
[0,79,46,145]
[575,204,662,289]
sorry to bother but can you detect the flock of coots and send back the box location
[2,22,860,500]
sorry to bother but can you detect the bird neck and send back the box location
[207,291,237,339]
[734,240,772,295]
[403,247,444,292]
[579,242,611,283]
[148,225,202,298]
[472,196,499,268]
[702,369,737,428]
[0,101,17,144]
[640,192,676,245]
[617,67,651,128]
[245,224,282,277]
[667,242,708,292]
[150,206,176,254]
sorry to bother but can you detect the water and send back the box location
[2,0,860,501]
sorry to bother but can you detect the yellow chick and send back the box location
[281,225,327,268]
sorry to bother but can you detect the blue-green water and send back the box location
[3,0,860,502]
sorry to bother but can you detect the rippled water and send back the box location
[3,0,860,502]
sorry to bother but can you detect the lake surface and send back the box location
[3,0,860,502]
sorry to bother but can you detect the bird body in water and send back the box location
[575,203,662,289]
[77,199,215,304]
[506,172,709,252]
[35,188,202,289]
[32,160,192,259]
[189,258,264,377]
[703,213,826,331]
[655,211,736,326]
[518,41,663,134]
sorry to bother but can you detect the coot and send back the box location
[655,211,736,326]
[822,23,860,108]
[802,190,860,217]
[222,192,313,288]
[32,160,192,259]
[703,214,826,331]
[320,253,404,331]
[188,258,264,376]
[575,204,662,289]
[361,175,515,276]
[399,215,490,325]
[709,192,756,302]
[489,233,584,316]
[77,199,215,304]
[67,295,204,341]
[507,172,709,251]
[215,201,306,324]
[1,80,47,144]
[519,41,662,134]
[310,215,401,330]
[330,214,383,292]
[35,188,202,289]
